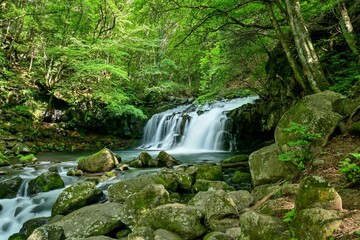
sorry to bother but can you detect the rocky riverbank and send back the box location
[2,90,360,240]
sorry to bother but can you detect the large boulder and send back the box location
[249,144,294,187]
[239,211,290,240]
[27,224,65,240]
[128,151,157,168]
[78,148,119,173]
[51,203,125,239]
[203,231,234,240]
[155,151,181,168]
[275,91,343,152]
[108,173,177,202]
[122,184,171,225]
[28,172,64,195]
[153,229,183,240]
[293,208,342,240]
[295,176,342,211]
[192,179,235,192]
[142,203,205,240]
[196,164,223,181]
[52,182,104,216]
[257,198,295,218]
[0,176,22,198]
[227,190,254,212]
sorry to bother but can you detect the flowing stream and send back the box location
[0,97,255,239]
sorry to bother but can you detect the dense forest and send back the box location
[0,0,359,153]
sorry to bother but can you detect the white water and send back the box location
[140,96,258,152]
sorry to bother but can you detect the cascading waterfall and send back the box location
[140,96,258,151]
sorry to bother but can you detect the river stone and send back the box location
[77,148,119,173]
[205,190,239,222]
[122,184,171,225]
[155,151,181,168]
[142,203,205,240]
[208,218,240,233]
[249,144,293,186]
[220,154,248,164]
[52,182,104,216]
[192,179,235,192]
[27,224,65,240]
[196,164,223,181]
[108,173,177,202]
[227,190,254,211]
[296,176,342,211]
[275,91,343,152]
[138,151,154,167]
[52,202,125,239]
[0,176,22,198]
[239,211,290,240]
[203,231,234,240]
[174,169,193,191]
[28,172,64,195]
[19,217,50,238]
[127,226,154,240]
[188,191,217,214]
[153,229,183,240]
[257,198,295,218]
[293,208,342,240]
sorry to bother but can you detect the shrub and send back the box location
[339,153,360,184]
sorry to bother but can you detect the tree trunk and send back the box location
[339,2,359,60]
[284,0,329,93]
[264,1,306,92]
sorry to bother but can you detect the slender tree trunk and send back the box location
[284,0,329,93]
[264,1,306,92]
[339,1,359,60]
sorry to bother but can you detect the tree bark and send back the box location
[284,0,329,93]
[339,2,359,60]
[264,1,306,92]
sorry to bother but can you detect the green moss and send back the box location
[18,154,36,163]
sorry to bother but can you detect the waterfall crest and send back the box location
[140,96,258,152]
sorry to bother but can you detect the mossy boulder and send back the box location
[227,190,254,212]
[196,164,223,181]
[349,121,360,136]
[295,176,342,211]
[127,226,154,240]
[77,148,119,173]
[128,151,157,168]
[293,208,342,240]
[153,229,183,240]
[155,151,181,168]
[0,176,22,198]
[28,172,64,195]
[205,190,238,223]
[258,198,295,218]
[174,169,193,191]
[275,91,343,153]
[203,232,234,240]
[239,211,290,240]
[27,224,65,240]
[51,203,125,239]
[249,144,294,187]
[122,184,171,225]
[108,173,178,202]
[142,203,205,240]
[18,217,50,238]
[52,182,104,216]
[220,154,248,164]
[192,179,235,192]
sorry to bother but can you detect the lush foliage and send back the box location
[278,122,322,169]
[339,153,360,184]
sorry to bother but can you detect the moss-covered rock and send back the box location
[205,190,238,223]
[239,211,290,240]
[77,148,119,173]
[192,179,235,192]
[28,172,64,195]
[108,173,178,202]
[127,226,154,240]
[295,176,342,211]
[153,229,183,240]
[27,224,65,240]
[220,154,248,164]
[249,144,293,187]
[174,169,193,191]
[196,164,223,181]
[155,151,181,168]
[257,198,294,218]
[122,184,171,225]
[51,203,125,239]
[52,182,104,216]
[349,121,360,136]
[275,91,343,153]
[293,208,342,240]
[18,217,50,239]
[142,203,205,240]
[227,190,254,212]
[204,231,234,240]
[0,176,22,198]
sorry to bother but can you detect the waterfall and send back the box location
[140,96,258,151]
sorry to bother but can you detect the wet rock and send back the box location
[128,151,158,168]
[220,154,248,164]
[52,182,104,216]
[27,224,65,240]
[78,148,119,173]
[28,172,64,195]
[155,151,181,168]
[0,176,22,198]
[19,217,50,238]
[174,169,193,191]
